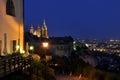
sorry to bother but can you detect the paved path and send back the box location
[56,75,79,80]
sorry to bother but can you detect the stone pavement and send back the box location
[56,74,88,80]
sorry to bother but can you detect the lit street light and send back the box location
[42,42,49,48]
[42,42,49,59]
[29,46,34,54]
[42,42,49,80]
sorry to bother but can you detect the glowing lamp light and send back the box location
[22,50,25,53]
[16,45,20,50]
[85,44,89,47]
[29,46,34,54]
[73,41,76,44]
[55,64,58,66]
[30,46,34,50]
[21,50,25,54]
[42,42,49,48]
[73,47,76,51]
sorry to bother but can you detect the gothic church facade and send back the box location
[30,20,49,39]
[0,0,24,56]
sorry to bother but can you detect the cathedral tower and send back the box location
[37,24,41,37]
[30,24,34,34]
[42,19,49,38]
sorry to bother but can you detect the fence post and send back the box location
[3,60,7,76]
[8,59,11,72]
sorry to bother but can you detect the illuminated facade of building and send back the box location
[0,0,24,56]
[49,36,73,57]
[30,19,49,39]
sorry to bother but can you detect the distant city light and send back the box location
[73,41,76,51]
[85,44,89,47]
[110,39,114,42]
[73,41,76,44]
[73,47,76,51]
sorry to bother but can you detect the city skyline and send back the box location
[25,0,120,39]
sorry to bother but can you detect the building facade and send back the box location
[49,36,73,57]
[0,0,24,56]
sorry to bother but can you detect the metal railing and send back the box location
[0,54,32,78]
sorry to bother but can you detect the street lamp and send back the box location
[42,42,49,59]
[42,42,49,48]
[42,42,49,80]
[29,46,34,54]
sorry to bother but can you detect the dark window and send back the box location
[6,0,15,16]
[13,40,16,52]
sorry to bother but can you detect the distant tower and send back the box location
[30,24,34,34]
[37,24,41,37]
[42,19,49,38]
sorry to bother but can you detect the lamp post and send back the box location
[42,42,48,48]
[42,42,49,59]
[42,42,48,80]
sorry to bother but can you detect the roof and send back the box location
[49,36,73,44]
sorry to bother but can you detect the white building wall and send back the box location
[0,0,24,55]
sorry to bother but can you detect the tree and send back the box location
[31,59,56,80]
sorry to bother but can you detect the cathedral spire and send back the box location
[38,23,40,28]
[42,19,49,38]
[37,23,41,37]
[30,24,34,34]
[30,24,34,29]
[43,19,47,27]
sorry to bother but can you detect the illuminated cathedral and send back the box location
[30,19,49,39]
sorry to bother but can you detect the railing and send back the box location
[0,54,32,78]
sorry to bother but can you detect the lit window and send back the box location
[6,0,15,16]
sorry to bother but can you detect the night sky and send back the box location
[24,0,120,39]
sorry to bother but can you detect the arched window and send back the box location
[6,0,15,16]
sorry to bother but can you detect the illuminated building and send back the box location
[49,36,73,57]
[29,19,49,38]
[41,19,49,38]
[0,0,24,55]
